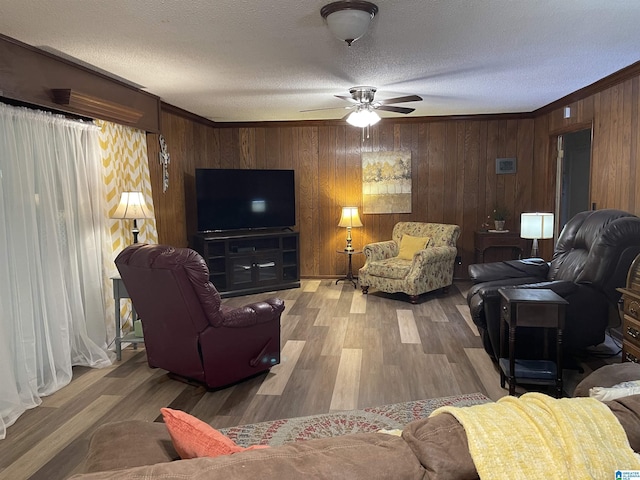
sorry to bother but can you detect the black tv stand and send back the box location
[191,230,300,298]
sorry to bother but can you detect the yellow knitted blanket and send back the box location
[431,392,640,479]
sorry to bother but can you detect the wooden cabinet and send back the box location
[192,231,300,297]
[474,231,529,263]
[619,254,640,362]
[619,288,640,363]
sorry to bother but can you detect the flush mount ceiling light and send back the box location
[321,1,378,46]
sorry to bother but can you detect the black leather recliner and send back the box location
[467,209,640,361]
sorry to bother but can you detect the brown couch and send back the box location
[70,363,640,480]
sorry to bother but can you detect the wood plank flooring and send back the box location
[0,280,621,479]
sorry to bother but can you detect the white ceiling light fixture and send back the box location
[346,105,381,128]
[321,1,379,46]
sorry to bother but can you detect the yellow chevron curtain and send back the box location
[97,119,158,341]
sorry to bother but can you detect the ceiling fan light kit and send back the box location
[321,1,378,46]
[346,107,380,128]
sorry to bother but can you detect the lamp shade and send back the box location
[338,206,363,228]
[111,191,153,220]
[520,212,554,239]
[321,1,378,46]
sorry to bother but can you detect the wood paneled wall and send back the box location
[148,67,640,280]
[3,34,638,280]
[534,76,640,215]
[150,111,537,278]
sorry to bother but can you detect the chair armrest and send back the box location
[508,280,578,298]
[82,420,177,473]
[574,363,640,397]
[468,279,577,306]
[218,298,285,328]
[413,245,456,265]
[468,258,549,284]
[363,240,398,262]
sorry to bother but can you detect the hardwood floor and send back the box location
[0,280,620,479]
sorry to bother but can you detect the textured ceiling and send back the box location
[2,0,639,123]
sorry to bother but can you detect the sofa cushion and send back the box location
[83,420,178,473]
[73,432,426,480]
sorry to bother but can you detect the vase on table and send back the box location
[494,220,506,231]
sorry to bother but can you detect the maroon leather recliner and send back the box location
[115,243,284,389]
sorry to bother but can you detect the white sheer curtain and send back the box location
[0,103,112,439]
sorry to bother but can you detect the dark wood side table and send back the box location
[336,250,362,288]
[474,231,529,263]
[498,288,568,397]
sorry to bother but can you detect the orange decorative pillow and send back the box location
[160,407,269,459]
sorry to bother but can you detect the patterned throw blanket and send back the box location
[431,392,640,479]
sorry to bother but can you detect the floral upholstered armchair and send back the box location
[358,222,461,303]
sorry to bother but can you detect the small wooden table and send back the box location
[336,250,362,288]
[474,231,529,263]
[498,288,568,397]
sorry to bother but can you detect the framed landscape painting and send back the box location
[362,151,412,214]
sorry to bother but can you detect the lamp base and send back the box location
[132,219,140,244]
[344,226,354,252]
[530,238,539,258]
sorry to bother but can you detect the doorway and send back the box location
[556,128,592,232]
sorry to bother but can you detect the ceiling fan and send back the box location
[303,86,423,127]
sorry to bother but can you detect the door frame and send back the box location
[548,121,593,242]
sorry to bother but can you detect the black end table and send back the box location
[498,288,568,397]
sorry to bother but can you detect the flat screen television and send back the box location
[195,168,296,232]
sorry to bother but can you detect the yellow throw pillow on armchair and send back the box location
[397,235,431,260]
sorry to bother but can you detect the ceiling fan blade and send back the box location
[379,95,423,105]
[300,106,352,113]
[335,95,358,103]
[377,105,415,114]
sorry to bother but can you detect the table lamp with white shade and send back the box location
[520,212,554,257]
[111,191,153,244]
[338,206,363,251]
